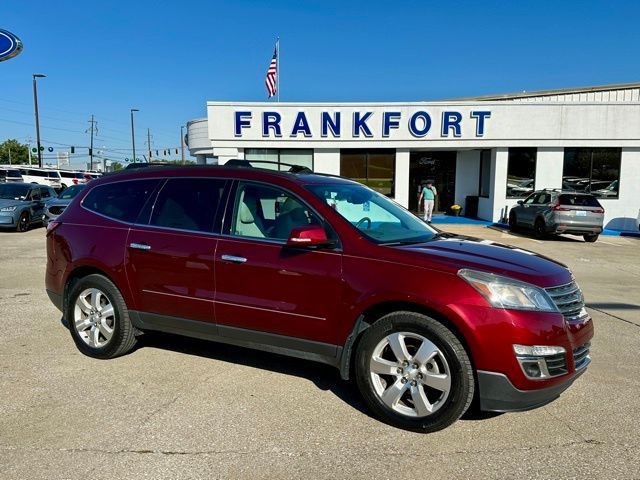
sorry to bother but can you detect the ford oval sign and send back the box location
[0,29,23,62]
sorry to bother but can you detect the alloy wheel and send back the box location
[73,288,115,348]
[17,213,29,232]
[369,332,451,417]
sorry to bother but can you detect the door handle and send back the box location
[129,242,151,251]
[221,254,247,264]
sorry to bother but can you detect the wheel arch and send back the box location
[63,265,121,313]
[339,300,474,381]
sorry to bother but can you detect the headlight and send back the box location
[458,268,558,312]
[0,206,17,212]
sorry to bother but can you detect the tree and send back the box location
[0,139,29,165]
[111,161,123,171]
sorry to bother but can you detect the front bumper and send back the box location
[477,366,587,412]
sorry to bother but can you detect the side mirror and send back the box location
[286,225,332,248]
[517,200,524,205]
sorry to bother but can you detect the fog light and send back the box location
[513,344,567,379]
[520,360,542,378]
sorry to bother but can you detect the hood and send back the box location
[0,198,28,208]
[395,233,571,288]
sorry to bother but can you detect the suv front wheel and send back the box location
[66,274,138,359]
[355,311,474,433]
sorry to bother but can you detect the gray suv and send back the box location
[509,189,604,242]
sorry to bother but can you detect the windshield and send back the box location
[307,183,437,244]
[0,184,30,200]
[58,184,85,199]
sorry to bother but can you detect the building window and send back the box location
[563,148,621,198]
[340,149,395,196]
[506,148,537,198]
[479,149,491,198]
[244,149,314,171]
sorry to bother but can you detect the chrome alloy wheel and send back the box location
[73,288,115,348]
[369,332,451,417]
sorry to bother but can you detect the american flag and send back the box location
[265,45,278,98]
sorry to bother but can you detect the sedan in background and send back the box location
[43,184,86,226]
[0,183,57,232]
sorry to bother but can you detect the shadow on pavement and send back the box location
[587,302,640,310]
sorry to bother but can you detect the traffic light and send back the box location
[71,146,75,153]
[88,148,92,156]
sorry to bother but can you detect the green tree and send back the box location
[111,161,123,171]
[0,139,30,165]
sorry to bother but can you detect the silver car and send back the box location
[0,183,57,232]
[43,184,86,226]
[509,189,604,242]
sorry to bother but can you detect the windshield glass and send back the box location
[0,184,30,200]
[307,183,437,244]
[58,184,85,199]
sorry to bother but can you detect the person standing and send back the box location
[419,180,437,223]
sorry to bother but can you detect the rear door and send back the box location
[214,181,343,345]
[125,177,228,323]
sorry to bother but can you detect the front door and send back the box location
[125,177,227,323]
[215,181,343,345]
[409,151,457,212]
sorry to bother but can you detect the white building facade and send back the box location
[187,82,640,231]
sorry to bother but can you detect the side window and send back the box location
[83,179,160,223]
[538,193,551,204]
[30,189,42,201]
[523,193,538,205]
[232,183,321,241]
[40,187,51,199]
[150,178,226,233]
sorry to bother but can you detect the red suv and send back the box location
[45,164,593,432]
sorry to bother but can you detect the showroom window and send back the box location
[563,148,621,198]
[506,148,537,198]
[479,149,491,198]
[340,149,395,196]
[244,148,313,171]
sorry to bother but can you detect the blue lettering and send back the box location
[441,111,462,137]
[408,111,432,137]
[382,112,401,137]
[353,111,373,137]
[470,111,491,137]
[321,111,341,137]
[234,111,252,137]
[290,112,312,137]
[262,111,282,137]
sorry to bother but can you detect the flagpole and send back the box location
[276,37,280,102]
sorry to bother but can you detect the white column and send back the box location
[454,150,480,207]
[313,149,340,175]
[394,149,410,208]
[535,148,563,189]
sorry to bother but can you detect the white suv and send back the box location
[18,167,62,190]
[57,170,87,189]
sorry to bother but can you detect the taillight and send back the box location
[552,201,571,212]
[46,221,62,235]
[594,208,604,214]
[72,178,78,185]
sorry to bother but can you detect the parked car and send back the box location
[592,180,618,198]
[0,182,57,231]
[507,178,534,197]
[0,167,24,183]
[43,184,86,226]
[18,167,62,190]
[57,170,86,189]
[45,165,593,432]
[509,189,604,242]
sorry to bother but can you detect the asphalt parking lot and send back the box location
[1,225,639,479]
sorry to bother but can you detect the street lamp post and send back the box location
[32,74,46,168]
[130,108,139,163]
[180,125,185,164]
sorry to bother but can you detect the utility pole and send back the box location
[32,74,46,168]
[130,108,139,163]
[180,125,185,164]
[7,145,11,165]
[88,115,97,170]
[147,128,152,160]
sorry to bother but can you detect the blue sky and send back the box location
[1,0,639,168]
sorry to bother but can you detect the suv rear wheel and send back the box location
[66,274,137,359]
[583,234,599,243]
[534,218,547,239]
[354,311,474,433]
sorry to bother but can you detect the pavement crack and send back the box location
[587,305,640,328]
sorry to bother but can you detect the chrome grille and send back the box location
[544,353,568,377]
[573,342,591,370]
[48,206,66,216]
[545,281,587,321]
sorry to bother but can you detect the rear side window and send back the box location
[149,178,227,233]
[40,187,52,199]
[559,194,601,207]
[83,179,160,223]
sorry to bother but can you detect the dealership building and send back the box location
[187,82,640,231]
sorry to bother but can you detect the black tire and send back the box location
[354,311,474,433]
[508,212,518,232]
[16,212,30,232]
[583,234,599,243]
[66,274,137,359]
[534,218,547,239]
